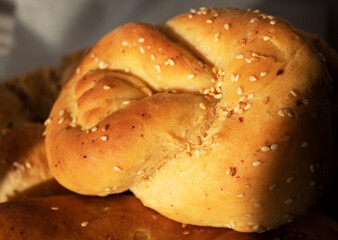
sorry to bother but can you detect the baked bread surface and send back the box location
[45,8,333,232]
[1,194,338,240]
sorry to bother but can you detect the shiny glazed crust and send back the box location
[45,8,333,232]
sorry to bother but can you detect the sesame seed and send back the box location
[253,225,260,231]
[254,203,262,208]
[199,103,206,110]
[213,32,220,42]
[224,23,230,30]
[217,81,223,87]
[261,146,270,152]
[139,46,145,54]
[51,206,59,211]
[263,36,271,41]
[270,20,277,25]
[188,14,193,19]
[94,57,99,63]
[182,230,190,235]
[100,136,108,141]
[236,54,244,59]
[301,142,308,148]
[113,166,121,172]
[234,104,240,113]
[284,198,294,204]
[260,72,267,77]
[230,221,236,228]
[91,127,97,132]
[76,67,80,74]
[278,110,286,117]
[249,76,257,81]
[81,221,89,227]
[250,18,257,23]
[245,58,252,63]
[206,19,213,23]
[236,194,244,198]
[244,184,251,189]
[122,100,130,105]
[252,52,259,57]
[286,177,294,184]
[122,41,128,46]
[167,59,175,66]
[214,94,222,99]
[154,65,161,72]
[302,99,309,105]
[44,118,51,126]
[282,135,291,141]
[58,118,64,124]
[310,164,315,172]
[239,96,246,102]
[245,214,252,218]
[214,32,220,38]
[59,109,65,116]
[290,90,297,96]
[253,161,262,167]
[226,167,236,176]
[99,61,109,69]
[187,74,195,79]
[285,109,294,117]
[271,144,279,150]
[25,162,32,168]
[138,38,144,43]
[101,125,108,131]
[237,109,244,114]
[150,54,155,60]
[247,93,254,100]
[244,103,251,110]
[269,184,277,191]
[237,87,243,95]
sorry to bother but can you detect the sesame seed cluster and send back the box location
[44,7,333,233]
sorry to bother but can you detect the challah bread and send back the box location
[0,51,84,202]
[45,8,333,232]
[1,194,338,240]
[0,67,59,202]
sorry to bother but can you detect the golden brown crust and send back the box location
[45,8,333,232]
[0,194,337,240]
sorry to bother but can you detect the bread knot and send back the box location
[45,8,333,232]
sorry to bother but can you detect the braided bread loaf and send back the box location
[45,8,333,232]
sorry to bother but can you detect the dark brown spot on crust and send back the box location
[228,167,237,176]
[276,69,284,75]
[263,97,269,104]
